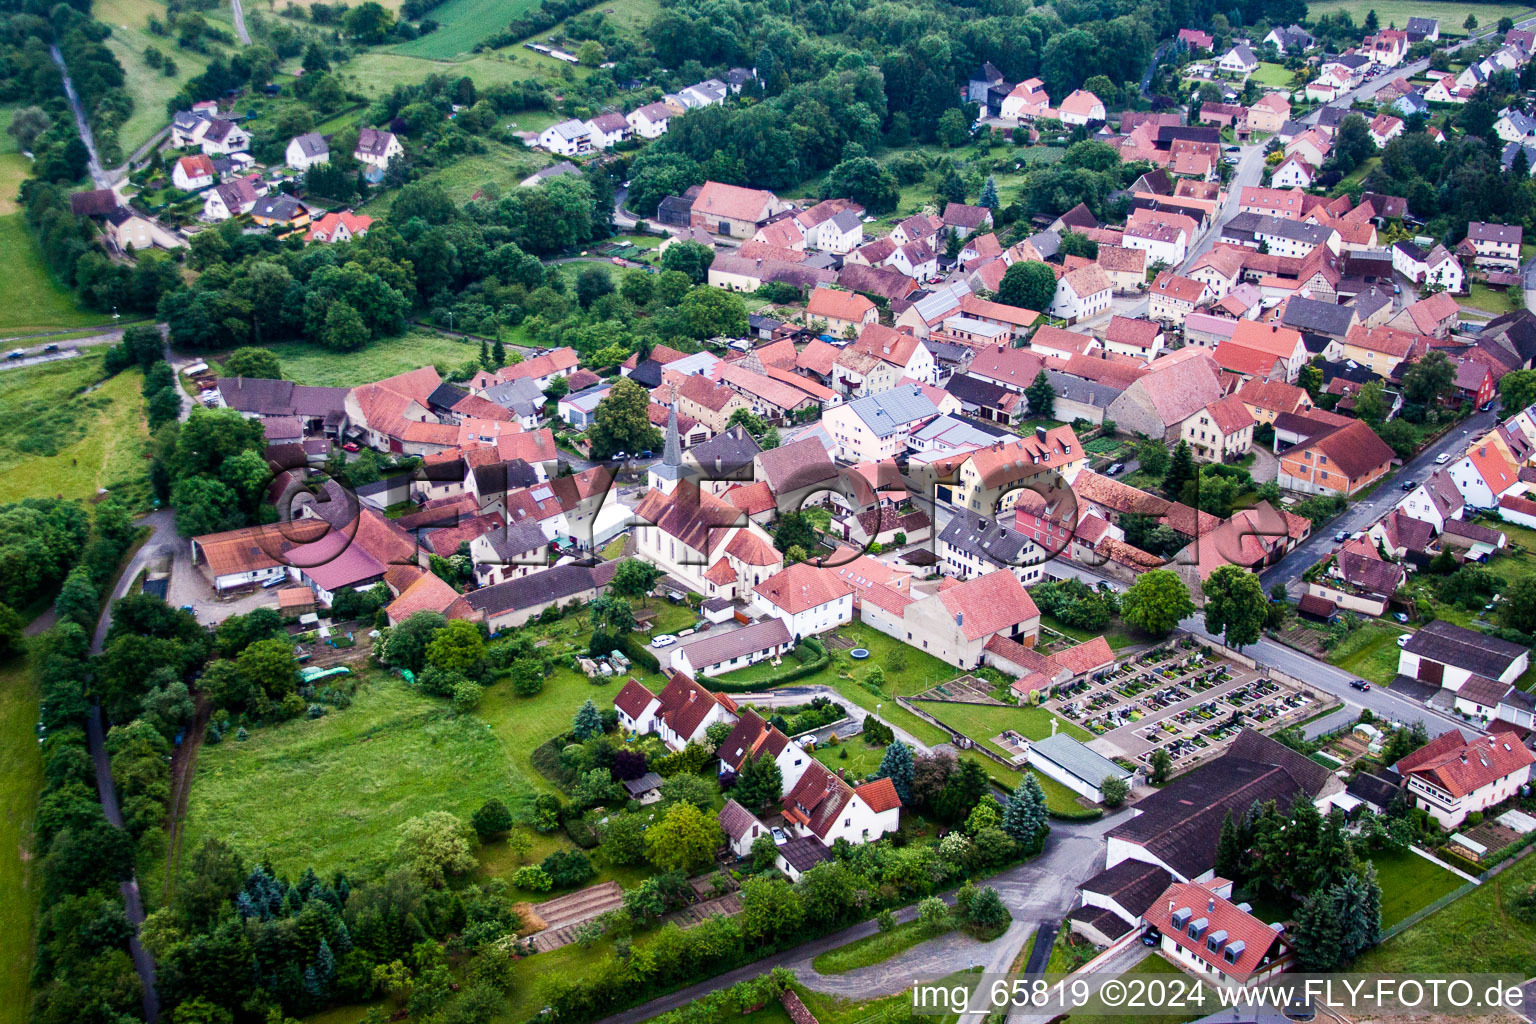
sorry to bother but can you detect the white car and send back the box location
[1435,453,1451,464]
[649,634,677,649]
[1396,634,1411,648]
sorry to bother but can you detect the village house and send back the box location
[305,210,373,244]
[1466,221,1523,270]
[717,710,812,796]
[1108,349,1225,441]
[631,482,783,602]
[1149,272,1211,326]
[627,102,672,138]
[286,132,329,170]
[1277,417,1393,497]
[1142,880,1294,988]
[806,287,878,336]
[781,763,902,852]
[1394,729,1536,828]
[173,154,216,191]
[354,128,403,170]
[859,570,1042,669]
[203,177,259,221]
[199,118,249,156]
[538,119,594,156]
[585,112,630,148]
[671,617,794,678]
[752,562,855,638]
[690,180,792,238]
[1181,394,1255,463]
[822,385,939,462]
[1051,264,1113,323]
[613,673,739,749]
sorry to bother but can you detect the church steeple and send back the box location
[648,403,685,493]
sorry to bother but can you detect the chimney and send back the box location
[1035,425,1048,442]
[1208,897,1215,912]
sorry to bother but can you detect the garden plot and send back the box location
[914,674,999,704]
[525,881,623,951]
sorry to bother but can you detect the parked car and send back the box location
[342,442,361,452]
[1350,679,1371,691]
[1483,400,1496,412]
[649,634,677,649]
[1334,531,1347,542]
[42,343,58,353]
[5,349,24,360]
[1435,453,1451,464]
[1396,634,1411,648]
[1106,462,1124,475]
[1400,479,1415,491]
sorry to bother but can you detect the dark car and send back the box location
[1350,679,1370,691]
[1401,479,1415,491]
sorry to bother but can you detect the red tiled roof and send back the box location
[614,678,659,719]
[1142,880,1288,981]
[753,562,854,613]
[855,776,902,813]
[1397,732,1535,797]
[936,571,1039,640]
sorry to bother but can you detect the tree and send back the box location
[424,619,485,676]
[1499,575,1536,634]
[1292,890,1342,970]
[321,302,370,352]
[397,812,477,887]
[609,559,662,606]
[1121,570,1194,638]
[774,510,817,554]
[1025,371,1055,419]
[6,107,50,152]
[588,378,663,459]
[381,611,447,672]
[1136,440,1170,478]
[588,592,636,636]
[221,347,281,379]
[644,802,722,873]
[1163,440,1195,501]
[677,286,748,339]
[236,636,300,705]
[471,799,513,838]
[0,603,21,659]
[1100,774,1129,808]
[1001,775,1048,848]
[1402,350,1455,407]
[509,658,544,696]
[965,886,1010,931]
[734,751,784,810]
[1499,368,1536,411]
[1299,362,1324,399]
[979,175,1000,210]
[571,699,603,742]
[599,812,648,865]
[825,157,901,214]
[1353,380,1388,428]
[1202,564,1268,649]
[659,241,715,284]
[1465,13,1478,30]
[996,261,1057,313]
[1215,811,1247,880]
[877,741,916,802]
[54,566,99,630]
[937,108,970,148]
[1149,747,1172,784]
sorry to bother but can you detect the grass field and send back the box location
[361,140,556,210]
[0,352,151,504]
[1304,0,1534,28]
[0,656,42,1024]
[250,330,486,386]
[94,0,214,154]
[337,49,589,100]
[0,215,114,336]
[812,738,886,780]
[1251,63,1296,89]
[1463,280,1522,315]
[921,700,1091,747]
[1065,955,1208,1024]
[178,675,530,879]
[391,0,542,58]
[1369,849,1466,929]
[1327,621,1408,686]
[811,918,957,974]
[1355,846,1536,973]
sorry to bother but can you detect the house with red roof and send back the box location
[1143,879,1293,986]
[1395,730,1536,827]
[781,760,901,851]
[806,287,878,337]
[616,671,742,749]
[717,709,813,795]
[306,209,373,244]
[1277,417,1394,497]
[173,153,216,191]
[1180,394,1255,463]
[631,482,784,602]
[859,569,1041,669]
[752,562,855,638]
[690,180,792,238]
[1148,272,1211,326]
[1446,442,1521,508]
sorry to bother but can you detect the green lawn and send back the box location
[1463,280,1521,316]
[1355,845,1536,973]
[94,0,213,153]
[921,700,1090,748]
[0,656,42,1024]
[0,214,114,336]
[812,918,957,974]
[1037,613,1142,651]
[391,0,542,57]
[251,330,485,387]
[0,352,151,504]
[177,675,533,879]
[812,738,887,780]
[336,49,591,101]
[1368,849,1465,929]
[1250,63,1295,89]
[1326,622,1407,686]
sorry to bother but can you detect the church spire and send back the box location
[648,402,685,493]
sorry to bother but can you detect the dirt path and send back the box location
[160,694,211,904]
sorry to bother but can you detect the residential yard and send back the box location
[0,214,115,336]
[1354,845,1536,973]
[1250,63,1296,89]
[921,700,1091,747]
[1369,849,1466,929]
[1326,621,1408,686]
[1463,280,1522,316]
[0,656,42,1024]
[1064,954,1209,1024]
[811,737,886,780]
[1038,614,1142,652]
[0,352,151,505]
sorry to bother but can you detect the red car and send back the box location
[342,442,361,452]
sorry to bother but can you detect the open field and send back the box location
[1369,849,1465,929]
[250,330,488,386]
[358,139,557,212]
[0,352,151,503]
[391,0,542,58]
[95,0,215,153]
[0,215,115,336]
[178,675,527,879]
[1355,845,1536,973]
[337,49,591,100]
[1305,0,1534,28]
[0,657,42,1024]
[1251,63,1296,88]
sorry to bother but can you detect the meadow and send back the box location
[0,352,151,503]
[0,216,116,337]
[390,0,543,59]
[246,330,490,387]
[1303,0,1534,29]
[94,0,215,154]
[0,656,43,1024]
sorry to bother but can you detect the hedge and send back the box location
[706,648,832,693]
[565,818,599,849]
[623,633,661,673]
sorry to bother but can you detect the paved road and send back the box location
[1259,408,1499,591]
[598,811,1133,1024]
[1176,141,1267,276]
[50,44,108,187]
[231,0,251,44]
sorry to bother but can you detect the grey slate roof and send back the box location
[1281,296,1354,337]
[1030,732,1133,788]
[1079,859,1175,918]
[1401,620,1528,679]
[939,508,1034,566]
[463,563,607,615]
[844,385,939,437]
[672,617,791,669]
[290,132,328,157]
[689,425,762,479]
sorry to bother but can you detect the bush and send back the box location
[471,798,513,838]
[513,865,552,892]
[565,818,600,849]
[542,849,595,888]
